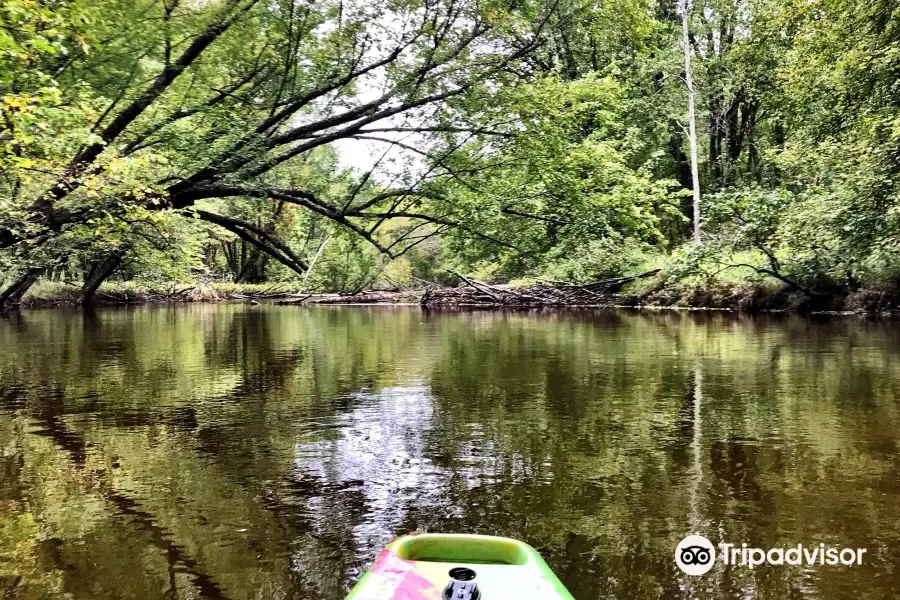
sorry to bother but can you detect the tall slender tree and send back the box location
[680,0,702,242]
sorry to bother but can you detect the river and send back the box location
[0,305,898,599]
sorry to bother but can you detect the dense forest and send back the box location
[1,0,898,309]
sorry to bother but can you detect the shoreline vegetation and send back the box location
[3,0,900,318]
[7,274,900,315]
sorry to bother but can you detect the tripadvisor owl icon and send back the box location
[676,535,716,576]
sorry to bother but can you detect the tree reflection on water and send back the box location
[0,305,898,599]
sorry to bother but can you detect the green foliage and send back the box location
[301,229,383,293]
[541,238,651,282]
[2,0,900,303]
[431,74,683,281]
[0,0,96,171]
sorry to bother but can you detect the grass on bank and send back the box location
[20,281,297,305]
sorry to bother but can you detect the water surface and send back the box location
[0,305,898,599]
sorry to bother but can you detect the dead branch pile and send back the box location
[94,285,198,304]
[274,291,422,305]
[421,269,661,307]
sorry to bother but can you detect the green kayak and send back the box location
[345,533,575,600]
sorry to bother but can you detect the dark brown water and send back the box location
[0,305,898,599]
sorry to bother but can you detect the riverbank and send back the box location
[6,281,424,309]
[627,279,900,314]
[6,278,900,314]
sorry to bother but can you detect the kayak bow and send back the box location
[346,533,575,600]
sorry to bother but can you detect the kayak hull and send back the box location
[346,533,575,600]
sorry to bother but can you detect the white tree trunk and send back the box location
[680,0,702,242]
[302,234,332,287]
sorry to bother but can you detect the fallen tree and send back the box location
[421,269,661,307]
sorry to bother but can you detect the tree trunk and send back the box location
[78,251,124,305]
[233,199,285,283]
[0,269,41,309]
[667,120,694,237]
[771,121,786,183]
[235,246,270,283]
[668,121,692,190]
[680,0,702,242]
[222,241,239,276]
[708,103,722,189]
[302,234,331,288]
[746,108,761,183]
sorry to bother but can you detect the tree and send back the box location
[0,0,554,302]
[4,0,900,304]
[679,0,702,242]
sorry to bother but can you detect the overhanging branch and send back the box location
[194,209,309,275]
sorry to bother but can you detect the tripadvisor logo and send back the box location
[676,535,716,575]
[675,535,867,575]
